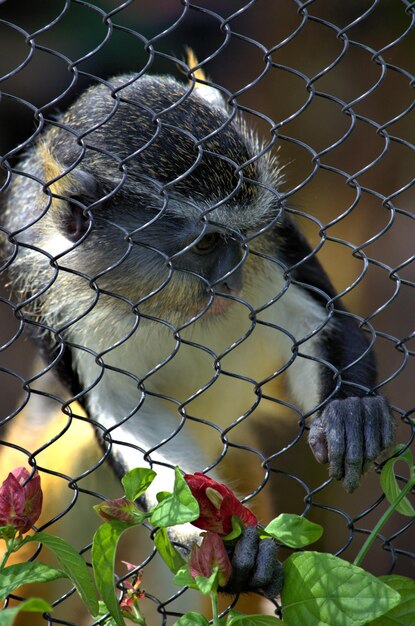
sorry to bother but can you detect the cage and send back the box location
[0,1,414,625]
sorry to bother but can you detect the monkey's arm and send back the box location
[306,318,394,492]
[275,218,394,491]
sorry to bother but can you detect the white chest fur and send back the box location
[70,262,326,476]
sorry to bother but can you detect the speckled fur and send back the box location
[2,75,283,335]
[1,73,392,511]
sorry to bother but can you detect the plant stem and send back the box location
[210,591,220,626]
[0,540,15,570]
[354,477,415,567]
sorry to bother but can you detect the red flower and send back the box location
[184,472,257,535]
[189,532,232,587]
[0,467,42,534]
[119,562,146,624]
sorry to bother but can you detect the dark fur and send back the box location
[1,73,395,599]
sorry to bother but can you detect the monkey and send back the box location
[1,70,394,598]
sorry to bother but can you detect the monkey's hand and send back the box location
[308,395,395,492]
[221,526,284,599]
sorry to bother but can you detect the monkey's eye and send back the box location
[193,232,222,255]
[64,198,90,242]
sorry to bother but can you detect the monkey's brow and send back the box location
[103,180,280,237]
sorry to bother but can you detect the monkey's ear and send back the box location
[39,143,96,243]
[185,47,227,110]
[40,142,97,201]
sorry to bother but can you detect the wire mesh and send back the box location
[0,0,414,624]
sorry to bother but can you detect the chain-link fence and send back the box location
[1,1,414,624]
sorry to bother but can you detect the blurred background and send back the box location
[0,0,414,623]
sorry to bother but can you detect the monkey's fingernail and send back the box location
[309,437,329,464]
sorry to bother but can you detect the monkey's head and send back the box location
[3,74,283,341]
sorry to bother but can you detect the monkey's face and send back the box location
[53,183,250,324]
[26,75,283,327]
[7,75,282,334]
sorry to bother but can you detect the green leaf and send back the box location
[92,521,130,626]
[0,597,52,626]
[367,575,415,625]
[380,446,415,517]
[281,552,401,626]
[227,616,282,625]
[222,516,244,542]
[94,601,119,625]
[194,566,219,595]
[0,562,67,601]
[121,467,156,501]
[0,525,17,541]
[173,564,219,595]
[172,613,210,626]
[97,600,111,616]
[264,514,323,548]
[222,610,242,624]
[150,467,199,527]
[154,527,186,573]
[25,531,99,616]
[156,491,171,503]
[173,565,199,590]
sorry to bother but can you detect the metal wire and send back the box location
[0,0,414,624]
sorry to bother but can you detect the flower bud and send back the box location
[0,467,42,534]
[94,497,138,523]
[189,532,232,587]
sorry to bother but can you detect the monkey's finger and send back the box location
[377,396,395,449]
[361,396,395,472]
[308,415,329,464]
[325,400,347,481]
[261,560,284,599]
[341,397,364,493]
[249,538,278,589]
[362,397,383,472]
[225,526,258,593]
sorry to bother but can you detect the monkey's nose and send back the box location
[217,267,243,294]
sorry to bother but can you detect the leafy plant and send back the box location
[1,453,414,626]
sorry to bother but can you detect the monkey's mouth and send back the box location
[189,292,239,317]
[206,296,235,315]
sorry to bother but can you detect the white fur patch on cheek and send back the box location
[44,233,75,257]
